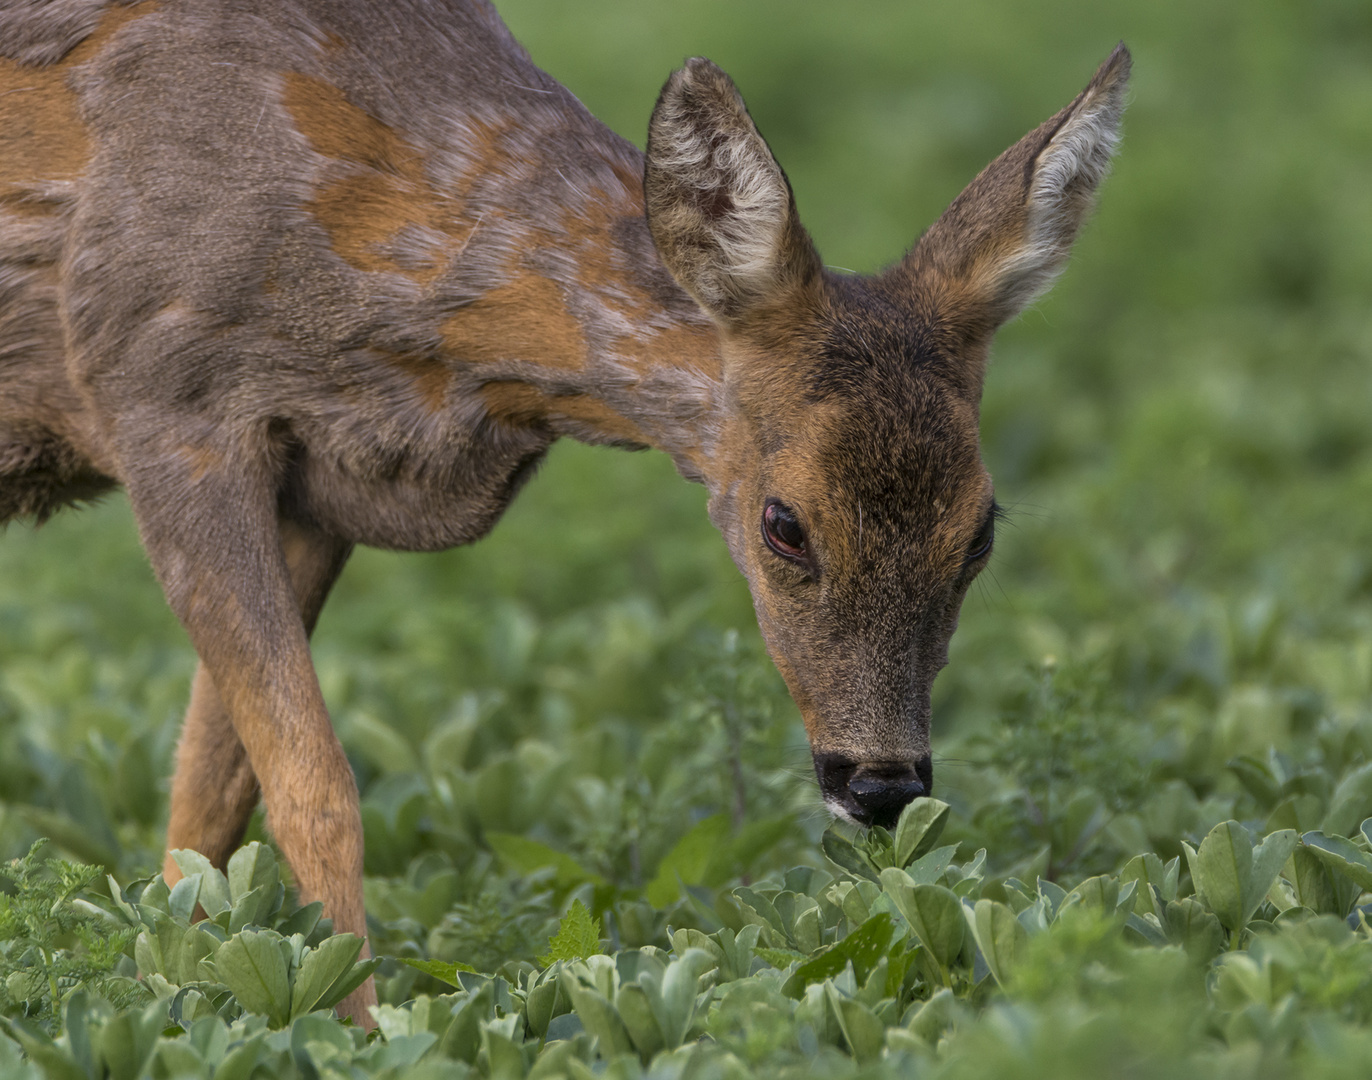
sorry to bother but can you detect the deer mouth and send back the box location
[813,754,933,829]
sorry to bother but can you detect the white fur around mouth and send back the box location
[824,797,860,826]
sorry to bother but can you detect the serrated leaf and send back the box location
[399,957,479,988]
[540,900,602,966]
[644,814,730,906]
[487,832,606,892]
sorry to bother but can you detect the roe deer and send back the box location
[0,0,1129,1025]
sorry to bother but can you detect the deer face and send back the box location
[645,48,1130,826]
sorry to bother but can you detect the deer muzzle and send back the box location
[813,753,933,829]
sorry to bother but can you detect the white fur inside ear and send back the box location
[997,84,1125,313]
[647,66,796,315]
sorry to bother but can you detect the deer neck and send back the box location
[431,144,725,484]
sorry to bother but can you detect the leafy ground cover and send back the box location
[3,0,1372,1076]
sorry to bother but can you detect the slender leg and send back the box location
[127,439,374,1025]
[162,519,352,873]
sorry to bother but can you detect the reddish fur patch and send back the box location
[0,1,158,209]
[480,381,645,443]
[441,275,588,369]
[284,71,456,280]
[384,352,451,412]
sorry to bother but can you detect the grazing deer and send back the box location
[0,0,1129,1024]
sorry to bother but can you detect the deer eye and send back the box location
[762,500,807,560]
[966,511,996,564]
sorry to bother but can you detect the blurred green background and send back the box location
[2,0,1371,893]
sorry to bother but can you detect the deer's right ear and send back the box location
[645,58,822,328]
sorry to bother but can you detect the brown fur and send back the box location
[0,0,1128,1027]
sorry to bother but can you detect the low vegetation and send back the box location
[3,0,1372,1075]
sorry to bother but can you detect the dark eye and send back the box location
[762,500,807,560]
[966,512,995,564]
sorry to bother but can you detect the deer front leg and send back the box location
[162,520,353,876]
[125,443,374,1026]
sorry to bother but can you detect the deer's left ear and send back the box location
[645,58,822,328]
[898,43,1131,345]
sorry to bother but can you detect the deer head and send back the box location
[644,46,1130,826]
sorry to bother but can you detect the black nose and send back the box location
[814,755,932,829]
[848,775,926,827]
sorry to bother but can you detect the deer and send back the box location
[0,0,1130,1025]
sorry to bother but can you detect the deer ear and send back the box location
[900,43,1131,339]
[645,58,822,327]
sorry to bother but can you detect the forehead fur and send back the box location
[731,273,990,581]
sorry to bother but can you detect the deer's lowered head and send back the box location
[644,46,1130,827]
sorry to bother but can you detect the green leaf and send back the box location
[906,987,959,1044]
[566,984,634,1059]
[1323,762,1372,837]
[891,798,951,869]
[437,981,494,1064]
[644,814,731,906]
[487,833,606,892]
[821,828,879,882]
[540,900,602,966]
[1162,897,1225,961]
[782,913,894,998]
[170,851,231,917]
[1301,831,1372,891]
[1284,845,1360,916]
[1250,830,1299,909]
[654,949,714,1048]
[880,872,964,971]
[902,844,961,886]
[614,983,664,1061]
[214,929,291,1027]
[1120,854,1178,917]
[964,900,1026,987]
[226,844,278,906]
[289,1013,354,1075]
[290,934,363,1019]
[399,957,479,988]
[99,1001,165,1080]
[1186,821,1253,932]
[824,983,885,1064]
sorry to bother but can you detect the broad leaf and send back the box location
[644,814,730,906]
[1301,831,1372,891]
[880,873,963,971]
[214,929,291,1028]
[290,935,363,1019]
[964,900,1026,986]
[891,799,952,869]
[782,914,895,998]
